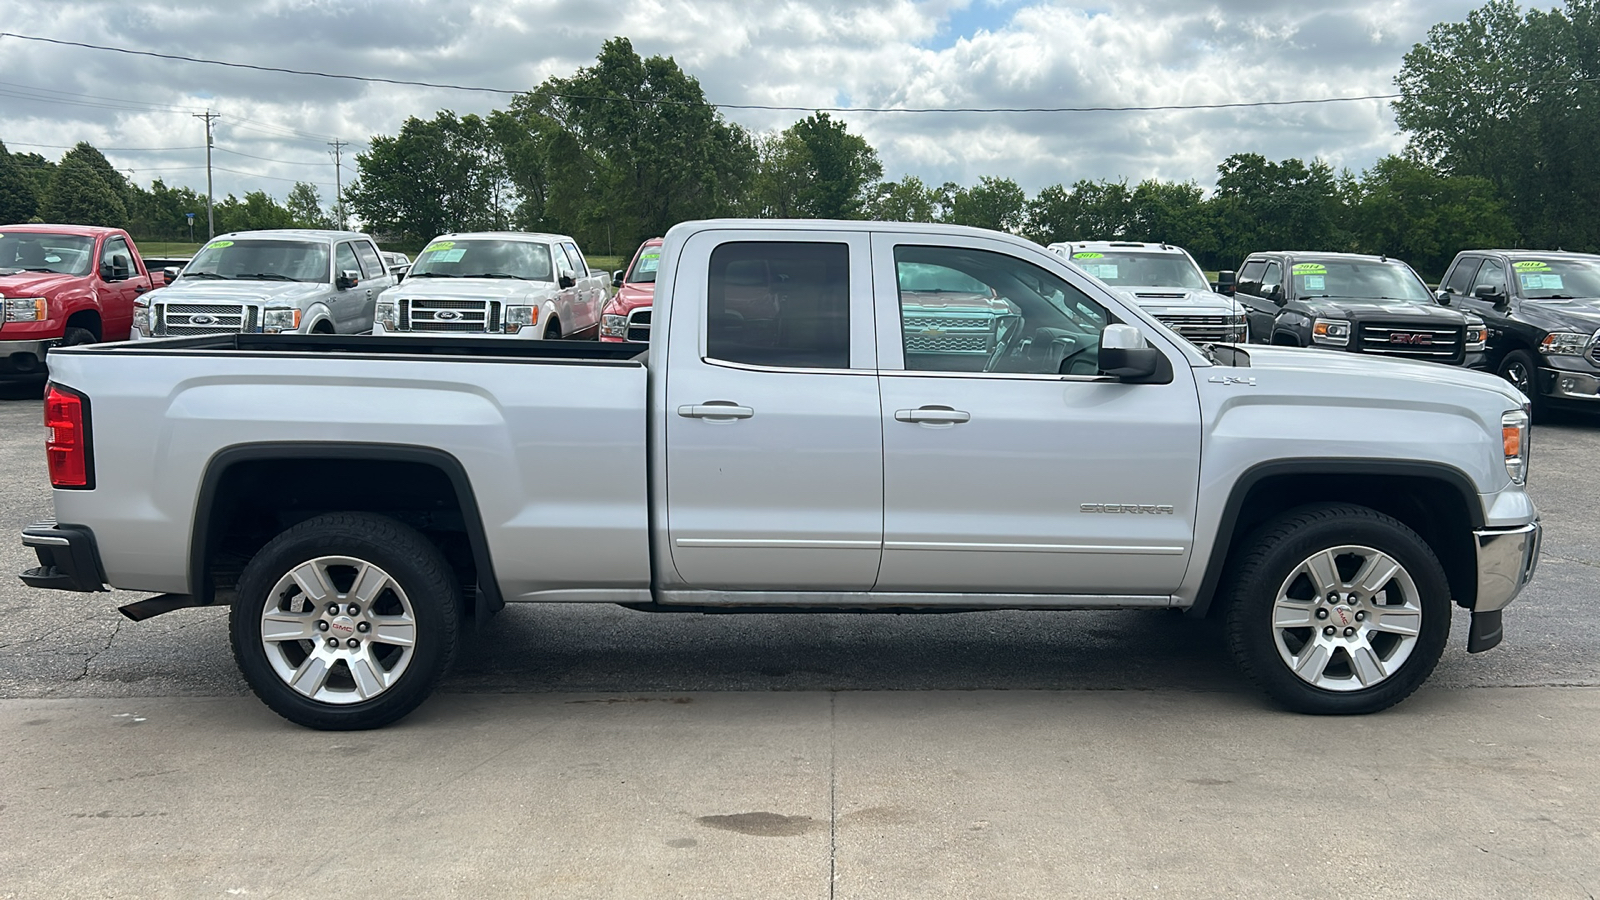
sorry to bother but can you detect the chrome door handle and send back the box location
[678,403,754,420]
[895,407,971,424]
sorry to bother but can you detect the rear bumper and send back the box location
[18,522,106,592]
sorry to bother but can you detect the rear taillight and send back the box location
[44,384,93,489]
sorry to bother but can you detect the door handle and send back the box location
[895,406,971,424]
[678,403,754,420]
[134,284,149,294]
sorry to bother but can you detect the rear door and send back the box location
[870,232,1201,597]
[661,229,882,593]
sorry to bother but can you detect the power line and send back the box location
[214,145,330,166]
[1,140,205,152]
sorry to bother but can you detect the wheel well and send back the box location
[193,450,501,615]
[1197,470,1478,617]
[311,319,335,334]
[1270,331,1299,346]
[545,316,561,336]
[65,310,102,340]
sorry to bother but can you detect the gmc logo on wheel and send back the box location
[1389,333,1433,345]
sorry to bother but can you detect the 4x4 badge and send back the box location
[1208,375,1256,386]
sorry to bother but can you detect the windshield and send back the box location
[0,232,95,276]
[627,245,662,284]
[1291,259,1432,303]
[1068,251,1210,291]
[1511,259,1600,299]
[185,239,330,282]
[897,261,995,295]
[409,239,553,280]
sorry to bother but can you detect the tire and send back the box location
[1223,504,1451,715]
[1496,349,1544,418]
[544,319,561,340]
[58,327,96,348]
[230,513,460,730]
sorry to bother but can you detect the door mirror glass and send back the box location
[1267,283,1286,305]
[613,269,625,288]
[337,269,361,290]
[559,274,576,289]
[162,266,182,282]
[1434,288,1451,305]
[1097,325,1163,380]
[1215,270,1236,295]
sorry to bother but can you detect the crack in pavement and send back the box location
[71,618,123,683]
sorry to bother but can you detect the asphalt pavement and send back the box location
[2,377,1598,898]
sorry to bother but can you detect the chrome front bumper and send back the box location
[1474,520,1541,613]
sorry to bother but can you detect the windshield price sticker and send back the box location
[423,241,455,253]
[1514,261,1553,271]
[1520,273,1564,290]
[1303,275,1326,290]
[434,249,466,263]
[209,240,234,249]
[1083,264,1119,279]
[1292,263,1327,275]
[1072,252,1104,259]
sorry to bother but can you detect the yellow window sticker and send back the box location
[209,240,235,248]
[1513,261,1552,271]
[423,241,455,253]
[1292,263,1326,275]
[1072,252,1104,259]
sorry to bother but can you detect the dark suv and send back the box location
[1436,250,1600,415]
[1229,251,1486,367]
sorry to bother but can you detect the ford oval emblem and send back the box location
[190,314,217,325]
[435,310,462,321]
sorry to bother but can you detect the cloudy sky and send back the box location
[0,0,1483,211]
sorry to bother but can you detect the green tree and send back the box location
[285,181,333,229]
[40,154,128,227]
[1209,154,1343,268]
[944,176,1027,232]
[60,142,128,197]
[126,179,206,242]
[1395,0,1600,250]
[213,191,295,234]
[346,111,511,246]
[11,152,55,201]
[1347,155,1517,280]
[0,140,40,224]
[753,112,881,219]
[866,175,940,222]
[1023,180,1136,245]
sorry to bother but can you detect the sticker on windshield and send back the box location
[1302,275,1326,291]
[1520,273,1564,290]
[1071,252,1104,259]
[1081,264,1119,279]
[1514,261,1552,271]
[433,249,466,263]
[1292,263,1326,275]
[208,240,234,249]
[423,241,455,253]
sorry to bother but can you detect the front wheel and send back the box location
[1223,504,1451,714]
[1496,349,1544,418]
[230,513,460,730]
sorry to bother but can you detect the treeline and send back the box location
[0,139,335,243]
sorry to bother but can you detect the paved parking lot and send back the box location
[2,376,1598,898]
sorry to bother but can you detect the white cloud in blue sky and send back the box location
[0,0,1485,212]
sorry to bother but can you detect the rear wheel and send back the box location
[1224,504,1451,714]
[230,513,460,730]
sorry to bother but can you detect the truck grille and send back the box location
[901,315,997,355]
[626,308,651,343]
[398,298,500,333]
[1156,314,1244,343]
[160,302,252,336]
[1356,324,1464,362]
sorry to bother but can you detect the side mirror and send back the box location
[1215,270,1237,296]
[337,269,361,290]
[559,274,576,289]
[612,270,625,288]
[1434,288,1451,306]
[162,266,182,282]
[1096,323,1162,380]
[1267,284,1287,306]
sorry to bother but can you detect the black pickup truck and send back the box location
[1435,250,1600,417]
[1229,251,1487,367]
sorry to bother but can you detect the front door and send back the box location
[870,233,1202,597]
[662,230,882,593]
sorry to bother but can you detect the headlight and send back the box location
[1229,312,1248,342]
[505,305,536,334]
[1311,318,1350,346]
[133,305,150,337]
[262,307,300,333]
[3,297,47,322]
[600,314,628,338]
[1465,322,1488,351]
[1502,408,1530,484]
[1539,331,1589,356]
[375,301,398,332]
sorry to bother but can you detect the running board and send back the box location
[118,593,207,621]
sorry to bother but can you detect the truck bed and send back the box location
[96,333,648,365]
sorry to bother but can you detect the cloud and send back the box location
[0,0,1481,216]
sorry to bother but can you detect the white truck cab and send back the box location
[373,232,607,339]
[1050,240,1248,343]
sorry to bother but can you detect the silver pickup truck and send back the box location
[20,220,1541,730]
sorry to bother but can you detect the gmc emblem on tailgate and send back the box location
[1389,333,1433,345]
[1081,503,1176,515]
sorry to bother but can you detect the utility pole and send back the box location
[192,109,219,238]
[327,139,348,229]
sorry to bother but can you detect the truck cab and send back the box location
[0,225,159,374]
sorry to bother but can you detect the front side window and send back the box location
[0,232,94,276]
[335,243,360,279]
[1473,258,1508,296]
[706,241,849,369]
[1237,259,1266,296]
[408,239,553,281]
[562,243,588,277]
[894,245,1108,376]
[186,239,330,283]
[1261,262,1283,296]
[101,237,131,278]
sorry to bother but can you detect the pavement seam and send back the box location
[829,690,837,900]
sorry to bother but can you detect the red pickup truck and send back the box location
[0,225,162,375]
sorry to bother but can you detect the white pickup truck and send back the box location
[20,220,1541,730]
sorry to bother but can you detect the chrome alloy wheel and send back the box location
[1503,358,1532,394]
[1270,545,1422,692]
[259,556,418,705]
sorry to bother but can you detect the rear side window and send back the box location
[353,241,385,280]
[706,241,850,370]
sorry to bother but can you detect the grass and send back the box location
[136,241,204,256]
